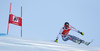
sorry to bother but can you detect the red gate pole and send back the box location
[7,23,9,35]
[21,6,22,37]
[7,3,12,34]
[21,26,22,37]
[9,3,12,13]
[21,6,22,17]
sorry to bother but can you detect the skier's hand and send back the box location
[81,32,84,36]
[54,39,58,42]
[78,31,84,36]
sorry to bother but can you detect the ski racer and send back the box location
[55,22,90,46]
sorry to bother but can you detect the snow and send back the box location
[0,33,100,51]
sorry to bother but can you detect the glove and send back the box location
[54,39,58,42]
[81,32,84,36]
[78,31,84,36]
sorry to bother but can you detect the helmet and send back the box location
[64,22,69,29]
[64,22,69,26]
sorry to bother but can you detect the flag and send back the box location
[8,14,22,26]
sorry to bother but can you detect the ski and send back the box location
[87,39,94,46]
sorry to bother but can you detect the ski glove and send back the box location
[78,31,84,36]
[54,39,58,42]
[81,32,84,36]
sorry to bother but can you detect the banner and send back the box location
[8,14,22,26]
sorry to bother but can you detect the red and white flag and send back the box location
[7,3,22,37]
[8,14,22,26]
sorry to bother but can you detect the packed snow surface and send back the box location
[0,33,100,51]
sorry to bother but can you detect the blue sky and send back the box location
[0,0,100,47]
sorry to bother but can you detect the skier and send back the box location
[55,22,90,46]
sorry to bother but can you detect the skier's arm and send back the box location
[69,25,84,36]
[55,28,62,42]
[55,34,61,42]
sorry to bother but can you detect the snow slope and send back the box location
[0,33,100,51]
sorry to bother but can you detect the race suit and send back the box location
[56,25,85,43]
